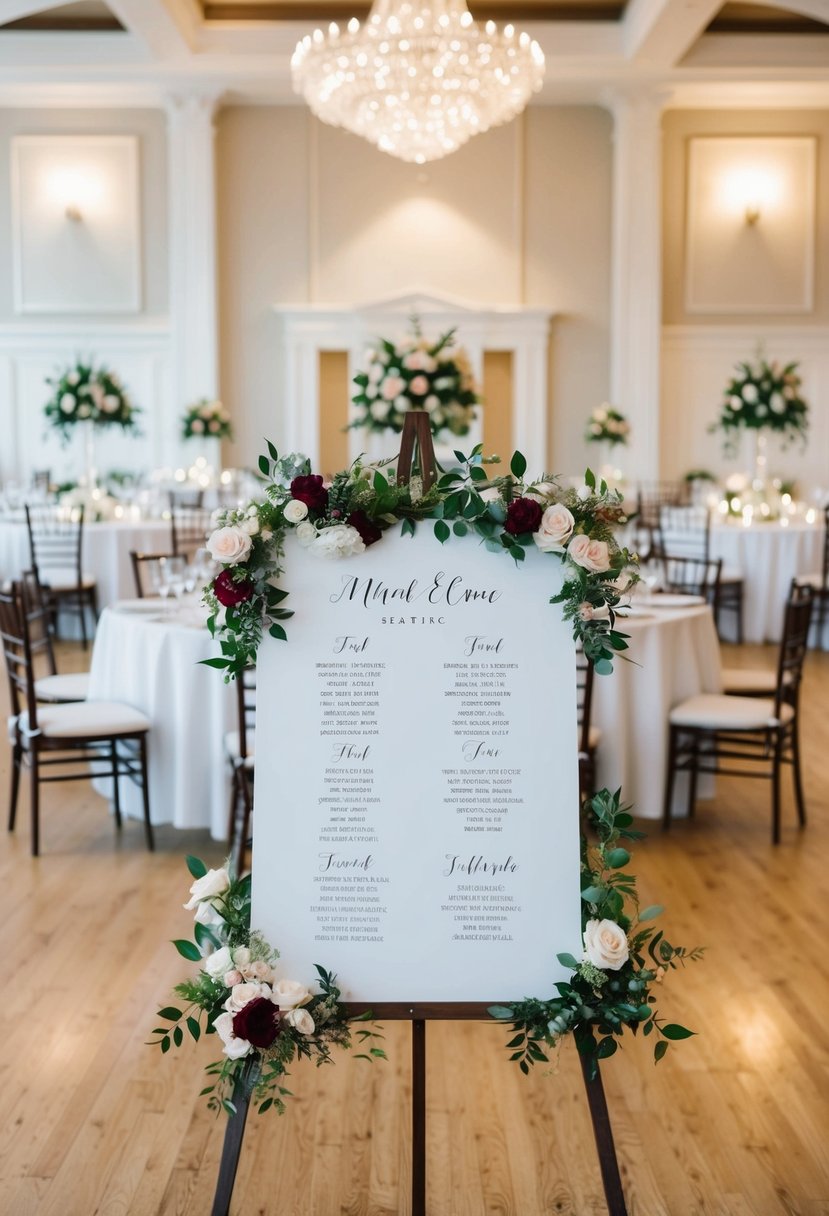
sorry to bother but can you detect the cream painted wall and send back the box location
[661,109,829,494]
[216,104,612,474]
[0,107,168,321]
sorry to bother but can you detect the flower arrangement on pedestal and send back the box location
[43,360,138,444]
[585,404,629,448]
[351,325,480,437]
[182,398,234,441]
[199,442,637,681]
[150,857,385,1116]
[490,789,703,1077]
[712,357,809,455]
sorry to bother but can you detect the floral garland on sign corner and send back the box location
[44,359,139,443]
[490,789,704,1077]
[712,356,809,454]
[199,442,640,682]
[351,324,480,437]
[182,397,234,442]
[149,857,385,1116]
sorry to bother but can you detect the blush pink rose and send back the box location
[568,534,611,574]
[409,374,430,396]
[381,376,405,401]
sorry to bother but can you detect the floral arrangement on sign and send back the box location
[490,789,704,1077]
[585,404,630,448]
[200,442,638,681]
[43,360,139,443]
[712,357,809,452]
[150,857,385,1115]
[182,398,234,442]
[351,325,480,437]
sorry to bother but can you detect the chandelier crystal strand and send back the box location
[291,0,545,164]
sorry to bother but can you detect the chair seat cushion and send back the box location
[670,693,793,731]
[720,667,776,694]
[34,672,90,702]
[19,701,150,740]
[225,729,255,767]
[40,569,96,592]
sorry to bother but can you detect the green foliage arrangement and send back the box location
[44,359,139,443]
[713,357,808,453]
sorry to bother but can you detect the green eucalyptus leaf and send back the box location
[510,451,527,479]
[172,939,201,962]
[185,855,207,879]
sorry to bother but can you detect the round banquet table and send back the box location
[88,600,234,838]
[0,516,172,611]
[709,519,825,644]
[592,597,723,820]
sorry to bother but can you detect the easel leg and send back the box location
[211,1083,254,1216]
[579,1054,628,1216]
[411,1018,426,1216]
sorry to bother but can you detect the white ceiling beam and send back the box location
[623,0,724,66]
[106,0,201,60]
[748,0,828,23]
[0,0,63,21]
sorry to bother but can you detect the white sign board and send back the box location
[252,530,581,1005]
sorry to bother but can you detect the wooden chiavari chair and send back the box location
[19,569,89,703]
[576,647,599,805]
[24,503,98,649]
[225,668,256,875]
[170,505,213,558]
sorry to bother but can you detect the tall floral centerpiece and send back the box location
[351,325,480,439]
[712,356,809,488]
[181,398,233,477]
[43,360,139,491]
[585,404,629,488]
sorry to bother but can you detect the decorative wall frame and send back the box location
[684,135,817,315]
[11,134,141,315]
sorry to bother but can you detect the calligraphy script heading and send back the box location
[329,572,503,610]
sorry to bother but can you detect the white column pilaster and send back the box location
[165,91,221,464]
[607,90,666,482]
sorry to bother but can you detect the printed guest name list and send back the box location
[252,530,581,1004]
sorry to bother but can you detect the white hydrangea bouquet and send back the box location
[351,324,480,437]
[585,404,630,448]
[182,398,234,441]
[43,359,139,444]
[150,857,384,1116]
[713,357,808,453]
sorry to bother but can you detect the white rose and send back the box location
[272,978,311,1009]
[193,900,224,927]
[225,981,271,1012]
[67,371,80,386]
[200,404,213,419]
[232,946,251,969]
[60,393,76,413]
[310,525,366,560]
[183,867,230,909]
[78,405,91,418]
[770,392,786,414]
[583,918,629,971]
[241,516,259,536]
[394,395,410,411]
[424,394,440,412]
[284,1007,315,1035]
[576,484,592,502]
[206,526,252,566]
[204,946,233,979]
[370,401,389,421]
[295,520,317,547]
[368,362,384,383]
[191,419,205,433]
[728,396,742,411]
[568,534,611,574]
[245,959,275,983]
[533,504,575,553]
[742,383,758,403]
[213,1010,252,1060]
[283,499,308,524]
[208,420,220,433]
[102,394,120,413]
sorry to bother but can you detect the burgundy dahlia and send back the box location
[290,474,328,512]
[348,510,383,547]
[504,497,543,536]
[213,569,254,608]
[232,997,282,1049]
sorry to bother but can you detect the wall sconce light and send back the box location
[719,164,781,229]
[64,203,83,223]
[44,164,106,226]
[744,203,761,227]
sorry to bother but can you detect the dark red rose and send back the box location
[504,497,543,536]
[291,474,328,512]
[213,569,254,607]
[232,997,282,1049]
[348,510,383,547]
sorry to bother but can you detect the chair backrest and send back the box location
[774,583,814,716]
[170,505,213,558]
[657,505,710,562]
[31,470,51,494]
[18,569,57,676]
[661,553,722,599]
[0,585,37,728]
[130,550,186,598]
[236,667,257,763]
[576,646,595,758]
[823,505,829,588]
[636,481,686,530]
[169,487,205,509]
[25,503,84,584]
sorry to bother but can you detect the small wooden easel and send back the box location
[210,414,628,1216]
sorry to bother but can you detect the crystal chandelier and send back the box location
[291,0,545,165]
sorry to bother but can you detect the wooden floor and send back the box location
[0,641,828,1215]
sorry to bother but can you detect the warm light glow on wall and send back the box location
[42,162,109,223]
[717,163,784,227]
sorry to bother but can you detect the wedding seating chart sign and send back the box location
[252,530,581,1004]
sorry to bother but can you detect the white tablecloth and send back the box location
[592,601,722,820]
[88,602,234,838]
[710,520,824,644]
[0,517,173,610]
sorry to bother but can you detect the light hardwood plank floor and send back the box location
[0,641,827,1215]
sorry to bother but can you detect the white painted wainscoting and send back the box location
[661,326,829,499]
[0,319,173,487]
